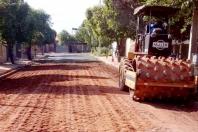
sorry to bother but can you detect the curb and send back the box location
[0,63,31,80]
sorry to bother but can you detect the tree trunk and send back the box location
[26,44,32,60]
[54,43,56,52]
[7,44,15,64]
[116,38,121,62]
[117,38,126,62]
[6,46,9,62]
[41,45,44,55]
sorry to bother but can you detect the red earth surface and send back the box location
[0,61,197,132]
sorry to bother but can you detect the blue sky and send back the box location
[25,0,101,33]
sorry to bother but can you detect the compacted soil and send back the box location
[0,61,198,132]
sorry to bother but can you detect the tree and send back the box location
[85,6,111,47]
[58,30,75,45]
[75,21,92,45]
[0,1,55,62]
[15,6,54,59]
[74,0,138,58]
[140,0,194,40]
[136,0,198,59]
[102,0,137,59]
[0,2,20,63]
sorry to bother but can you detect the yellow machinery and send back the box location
[119,5,196,101]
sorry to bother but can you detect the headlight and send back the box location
[168,34,172,39]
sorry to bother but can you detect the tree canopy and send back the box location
[74,0,197,56]
[0,0,56,62]
[74,0,137,50]
[58,30,76,45]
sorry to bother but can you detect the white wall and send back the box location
[125,38,135,57]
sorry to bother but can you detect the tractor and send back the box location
[119,5,196,101]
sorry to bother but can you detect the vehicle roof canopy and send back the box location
[134,5,179,17]
[0,6,7,16]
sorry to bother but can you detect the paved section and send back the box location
[37,53,97,63]
[0,53,198,132]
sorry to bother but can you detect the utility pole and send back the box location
[189,1,198,94]
[188,1,198,60]
[98,0,102,54]
[99,0,102,6]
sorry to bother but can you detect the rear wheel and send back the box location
[119,65,128,91]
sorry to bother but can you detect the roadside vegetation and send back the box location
[0,0,56,64]
[1,0,198,61]
[73,0,197,57]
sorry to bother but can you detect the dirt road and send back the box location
[0,53,198,132]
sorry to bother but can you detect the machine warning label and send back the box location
[152,40,169,50]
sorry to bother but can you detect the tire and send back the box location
[129,88,141,101]
[119,66,128,91]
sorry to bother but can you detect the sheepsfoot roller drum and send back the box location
[118,4,196,101]
[119,56,196,101]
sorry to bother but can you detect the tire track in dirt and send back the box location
[74,67,92,131]
[0,66,55,131]
[79,64,109,131]
[69,76,79,131]
[0,61,197,132]
[97,64,173,131]
[92,65,138,131]
[98,62,198,132]
[0,72,27,116]
[22,93,50,132]
[87,63,130,131]
[48,68,70,131]
[2,70,45,131]
[97,65,154,131]
[33,68,58,132]
[19,69,55,132]
[55,69,70,131]
[63,68,72,131]
[0,71,39,130]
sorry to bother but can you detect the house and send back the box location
[64,41,90,53]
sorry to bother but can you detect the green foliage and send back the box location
[27,9,55,45]
[0,0,55,62]
[75,7,114,49]
[75,21,92,45]
[1,3,18,43]
[92,47,111,56]
[0,1,55,45]
[58,30,76,45]
[75,0,138,55]
[141,0,195,40]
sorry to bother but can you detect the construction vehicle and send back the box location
[119,5,196,101]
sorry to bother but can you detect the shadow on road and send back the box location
[1,77,197,113]
[0,82,127,96]
[0,103,49,109]
[0,74,109,86]
[22,64,91,71]
[1,58,197,113]
[34,59,99,64]
[141,99,198,112]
